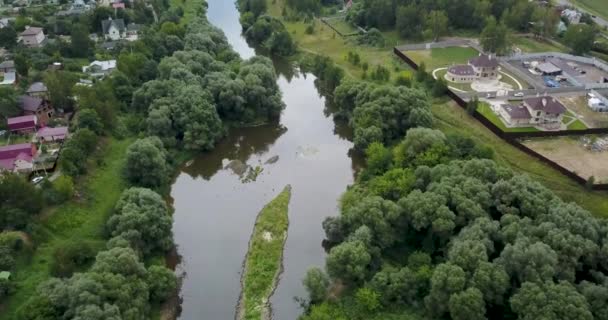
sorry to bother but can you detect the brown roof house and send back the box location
[20,26,46,48]
[37,126,68,143]
[19,95,54,126]
[498,95,567,130]
[446,54,500,83]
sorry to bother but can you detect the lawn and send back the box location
[477,103,540,133]
[0,137,133,319]
[239,186,291,320]
[432,101,608,216]
[323,17,359,36]
[571,0,608,22]
[511,35,568,53]
[404,47,479,70]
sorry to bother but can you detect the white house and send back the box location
[0,18,10,29]
[588,92,608,112]
[20,26,46,47]
[82,60,116,77]
[101,18,125,41]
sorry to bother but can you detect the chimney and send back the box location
[541,98,547,107]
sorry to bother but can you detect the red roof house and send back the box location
[0,143,36,173]
[19,95,54,125]
[7,115,37,133]
[37,126,68,142]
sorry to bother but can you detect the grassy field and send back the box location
[405,47,479,70]
[477,103,540,133]
[324,17,359,35]
[238,186,291,320]
[511,35,568,53]
[0,138,133,319]
[571,0,608,21]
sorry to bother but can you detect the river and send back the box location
[170,1,359,319]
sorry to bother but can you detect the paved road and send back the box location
[555,0,608,29]
[457,87,588,100]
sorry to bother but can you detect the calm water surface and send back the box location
[171,2,359,319]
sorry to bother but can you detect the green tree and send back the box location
[70,25,92,58]
[108,188,173,254]
[0,87,19,119]
[564,24,596,55]
[0,26,17,49]
[146,265,177,302]
[124,137,171,188]
[425,10,449,41]
[76,109,103,134]
[511,281,593,320]
[44,71,78,111]
[326,240,371,284]
[303,267,330,303]
[449,287,487,320]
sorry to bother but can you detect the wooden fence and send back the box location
[393,47,608,190]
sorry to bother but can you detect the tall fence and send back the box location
[393,47,608,190]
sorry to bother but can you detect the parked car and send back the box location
[32,176,44,184]
[514,92,525,97]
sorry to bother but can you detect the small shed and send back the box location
[0,271,10,280]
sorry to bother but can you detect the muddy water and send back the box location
[170,1,359,319]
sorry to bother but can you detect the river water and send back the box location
[170,1,359,319]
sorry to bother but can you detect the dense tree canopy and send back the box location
[304,129,608,320]
[125,137,171,188]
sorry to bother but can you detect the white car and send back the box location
[32,177,44,184]
[514,92,525,97]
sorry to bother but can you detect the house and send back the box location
[0,60,15,74]
[0,271,10,281]
[0,72,16,86]
[101,17,125,41]
[56,0,94,16]
[7,115,37,133]
[446,54,500,83]
[561,9,582,24]
[12,0,30,7]
[0,143,36,173]
[82,60,116,77]
[26,82,48,98]
[498,95,567,130]
[19,95,54,125]
[37,126,68,142]
[125,23,141,41]
[20,27,46,48]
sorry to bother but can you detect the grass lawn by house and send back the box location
[323,16,359,35]
[477,102,540,132]
[405,47,479,70]
[0,137,133,320]
[511,35,568,53]
[571,0,608,21]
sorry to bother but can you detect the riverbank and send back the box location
[236,185,291,320]
[0,137,133,319]
[262,0,608,217]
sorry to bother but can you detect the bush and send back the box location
[50,240,96,277]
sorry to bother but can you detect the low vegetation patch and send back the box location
[238,185,292,320]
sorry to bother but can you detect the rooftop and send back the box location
[19,95,44,112]
[524,96,567,114]
[469,54,499,69]
[27,81,47,93]
[448,65,475,76]
[536,62,562,74]
[37,126,68,138]
[20,27,43,36]
[7,115,36,125]
[501,104,531,120]
[102,18,125,34]
[0,60,14,69]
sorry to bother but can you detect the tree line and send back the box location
[301,127,608,320]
